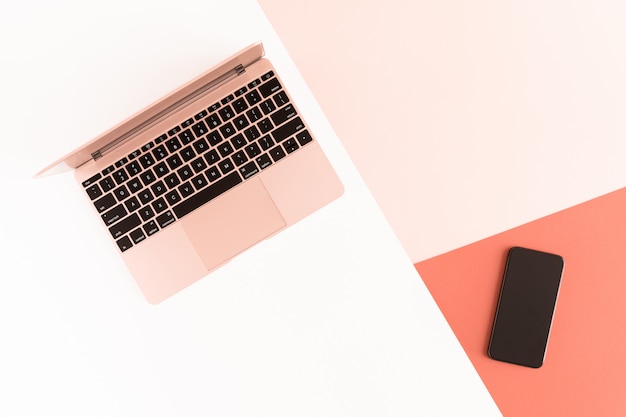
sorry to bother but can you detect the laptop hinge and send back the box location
[89,62,251,163]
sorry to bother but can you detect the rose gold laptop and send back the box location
[36,43,343,303]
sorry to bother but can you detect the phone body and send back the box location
[488,247,564,368]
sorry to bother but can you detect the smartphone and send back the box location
[488,247,564,368]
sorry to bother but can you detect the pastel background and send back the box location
[259,0,626,262]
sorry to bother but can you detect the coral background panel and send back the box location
[415,188,626,417]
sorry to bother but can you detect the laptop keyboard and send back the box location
[81,71,314,252]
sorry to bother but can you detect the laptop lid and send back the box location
[35,43,265,178]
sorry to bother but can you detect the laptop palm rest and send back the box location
[181,177,286,271]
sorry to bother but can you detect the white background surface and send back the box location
[0,1,499,416]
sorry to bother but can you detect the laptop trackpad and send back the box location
[181,177,286,271]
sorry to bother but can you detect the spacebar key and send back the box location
[172,171,242,218]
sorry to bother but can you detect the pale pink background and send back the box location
[258,0,626,262]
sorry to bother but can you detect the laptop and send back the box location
[36,42,343,304]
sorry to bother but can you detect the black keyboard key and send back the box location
[128,177,143,193]
[207,131,223,146]
[94,193,116,213]
[244,126,260,142]
[231,133,247,149]
[234,86,247,96]
[116,236,133,252]
[182,118,194,128]
[109,213,140,239]
[259,99,276,115]
[284,138,300,154]
[113,185,130,201]
[178,182,194,198]
[129,228,146,245]
[218,158,234,174]
[102,165,115,175]
[218,105,235,121]
[204,149,220,166]
[296,130,313,146]
[217,142,234,158]
[180,146,196,162]
[219,122,236,138]
[258,135,274,150]
[112,168,129,185]
[191,173,208,190]
[258,118,274,134]
[155,133,168,144]
[232,151,248,166]
[256,154,272,170]
[273,91,290,107]
[261,71,274,81]
[140,169,156,186]
[239,161,259,179]
[179,128,195,144]
[164,173,181,188]
[193,138,209,154]
[151,181,167,197]
[194,110,208,120]
[143,220,159,236]
[139,206,155,221]
[232,98,248,113]
[221,94,234,105]
[165,190,181,205]
[173,171,242,218]
[272,117,304,143]
[127,161,142,176]
[156,210,176,229]
[166,138,182,153]
[152,197,167,214]
[99,176,116,192]
[248,78,261,89]
[138,189,154,205]
[245,90,262,106]
[205,114,221,129]
[152,145,168,161]
[177,166,194,181]
[124,196,140,213]
[153,161,169,178]
[192,121,208,137]
[233,115,249,130]
[102,204,127,226]
[208,102,220,112]
[85,184,102,200]
[205,166,222,182]
[166,154,183,170]
[141,141,155,152]
[191,157,208,173]
[82,173,102,188]
[259,77,282,97]
[245,143,261,159]
[246,107,263,122]
[115,157,128,168]
[269,145,286,162]
[271,104,296,126]
[168,126,181,136]
[128,149,141,160]
[139,153,155,169]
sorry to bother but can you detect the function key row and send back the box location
[90,71,278,181]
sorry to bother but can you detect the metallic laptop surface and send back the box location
[37,43,343,303]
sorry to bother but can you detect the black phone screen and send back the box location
[488,247,564,368]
